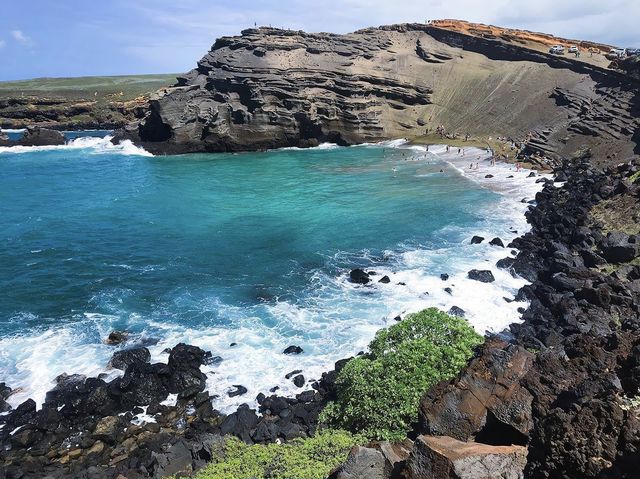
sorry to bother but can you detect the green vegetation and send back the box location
[320,308,482,440]
[0,74,178,101]
[630,170,640,184]
[188,431,365,479]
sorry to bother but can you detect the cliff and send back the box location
[0,74,177,131]
[118,21,640,160]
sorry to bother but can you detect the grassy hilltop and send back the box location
[0,74,177,130]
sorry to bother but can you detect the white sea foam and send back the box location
[0,142,549,414]
[0,135,153,156]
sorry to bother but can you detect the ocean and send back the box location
[0,135,545,411]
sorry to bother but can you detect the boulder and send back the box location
[283,345,303,355]
[419,339,534,445]
[441,274,449,281]
[467,270,495,283]
[489,237,504,247]
[105,330,129,345]
[405,435,527,479]
[378,275,391,284]
[152,440,193,477]
[600,231,638,263]
[330,441,412,479]
[18,127,65,146]
[350,268,371,284]
[292,374,305,388]
[228,385,248,397]
[470,236,485,244]
[448,306,466,318]
[329,446,390,479]
[108,347,150,370]
[92,415,125,444]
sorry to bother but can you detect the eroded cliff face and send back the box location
[120,23,640,159]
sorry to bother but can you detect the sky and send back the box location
[1,0,639,81]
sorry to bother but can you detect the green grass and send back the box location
[320,308,483,440]
[187,431,365,479]
[0,74,178,101]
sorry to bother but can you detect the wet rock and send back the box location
[440,273,449,281]
[167,343,209,397]
[292,374,305,388]
[448,306,465,318]
[405,435,527,479]
[489,237,504,247]
[470,236,484,244]
[496,257,515,270]
[106,330,129,345]
[467,269,495,283]
[485,174,494,178]
[378,275,391,284]
[108,347,151,370]
[528,171,536,177]
[204,354,224,366]
[349,268,370,284]
[444,287,453,295]
[228,385,248,397]
[283,345,303,355]
[285,369,303,379]
[18,127,65,146]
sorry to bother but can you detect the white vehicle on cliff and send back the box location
[549,45,565,55]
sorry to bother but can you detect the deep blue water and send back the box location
[0,138,535,409]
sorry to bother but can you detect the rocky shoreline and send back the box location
[1,153,638,478]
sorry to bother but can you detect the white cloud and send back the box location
[11,29,33,45]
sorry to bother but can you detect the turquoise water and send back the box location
[0,138,536,410]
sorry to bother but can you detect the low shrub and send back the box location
[320,308,482,440]
[189,430,365,479]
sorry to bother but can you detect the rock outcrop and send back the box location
[405,435,527,479]
[116,22,639,159]
[0,126,66,147]
[415,157,640,479]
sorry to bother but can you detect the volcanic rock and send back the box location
[467,269,495,283]
[349,268,371,284]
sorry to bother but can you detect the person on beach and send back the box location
[469,163,473,169]
[458,148,461,154]
[491,157,496,166]
[516,162,521,172]
[446,145,450,152]
[475,163,479,170]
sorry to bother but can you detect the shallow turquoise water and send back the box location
[0,138,533,409]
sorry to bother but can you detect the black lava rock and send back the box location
[228,385,248,397]
[283,345,303,355]
[448,306,466,318]
[349,268,370,284]
[108,347,151,370]
[468,269,496,283]
[489,237,505,247]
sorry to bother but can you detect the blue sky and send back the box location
[1,0,639,81]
